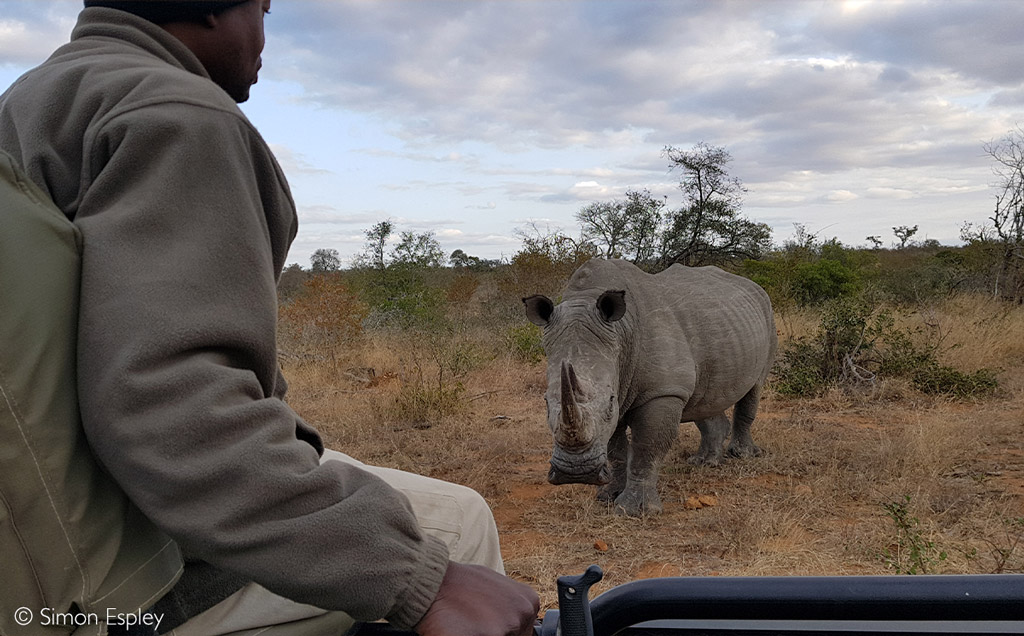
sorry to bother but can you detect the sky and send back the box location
[2,1,1023,268]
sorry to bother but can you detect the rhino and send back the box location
[523,259,777,516]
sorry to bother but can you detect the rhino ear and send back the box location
[523,295,554,326]
[597,290,626,323]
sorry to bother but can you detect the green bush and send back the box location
[741,259,794,307]
[772,339,829,396]
[792,259,859,305]
[908,364,999,397]
[352,266,447,329]
[506,324,545,364]
[773,296,880,396]
[882,495,948,575]
[741,255,859,307]
[773,294,999,398]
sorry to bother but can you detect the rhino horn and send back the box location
[559,361,587,447]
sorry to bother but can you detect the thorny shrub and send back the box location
[882,495,948,574]
[446,273,480,304]
[773,294,999,398]
[391,326,483,424]
[278,275,367,362]
[506,324,545,364]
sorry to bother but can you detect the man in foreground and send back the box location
[0,1,539,634]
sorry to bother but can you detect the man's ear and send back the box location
[522,295,554,327]
[597,290,626,322]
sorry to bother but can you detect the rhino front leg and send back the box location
[597,423,628,503]
[688,413,729,466]
[727,384,764,458]
[614,397,681,516]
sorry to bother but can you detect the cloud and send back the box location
[268,144,332,175]
[0,3,77,68]
[296,204,381,225]
[260,0,1023,192]
[825,189,859,203]
[3,1,1020,258]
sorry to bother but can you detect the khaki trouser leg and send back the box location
[163,450,503,636]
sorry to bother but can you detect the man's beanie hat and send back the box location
[84,0,242,4]
[83,0,247,23]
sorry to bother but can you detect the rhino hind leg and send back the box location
[613,397,681,516]
[596,424,628,503]
[688,414,729,467]
[727,384,764,459]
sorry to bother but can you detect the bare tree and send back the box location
[983,126,1024,301]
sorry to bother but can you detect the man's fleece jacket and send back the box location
[0,7,449,630]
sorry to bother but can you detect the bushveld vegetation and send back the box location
[278,138,1024,606]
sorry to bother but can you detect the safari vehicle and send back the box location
[354,565,1024,636]
[534,565,1024,636]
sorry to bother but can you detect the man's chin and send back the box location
[233,87,252,104]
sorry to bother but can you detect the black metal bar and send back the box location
[349,571,1024,636]
[584,574,1024,636]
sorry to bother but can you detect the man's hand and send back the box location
[415,562,540,636]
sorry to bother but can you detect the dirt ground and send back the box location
[437,369,1024,610]
[301,356,1024,613]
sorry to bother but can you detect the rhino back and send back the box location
[563,260,775,417]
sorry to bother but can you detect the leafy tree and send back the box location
[660,142,772,267]
[450,249,477,268]
[354,220,394,271]
[893,225,919,249]
[392,230,445,268]
[575,189,666,265]
[621,189,666,266]
[576,200,629,259]
[278,262,310,300]
[449,249,497,271]
[310,248,341,273]
[866,236,883,249]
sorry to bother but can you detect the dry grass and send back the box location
[895,294,1024,372]
[280,292,1024,609]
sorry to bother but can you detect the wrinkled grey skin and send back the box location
[523,259,777,516]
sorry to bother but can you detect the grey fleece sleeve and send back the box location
[73,100,448,628]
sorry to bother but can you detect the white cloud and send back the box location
[825,189,859,203]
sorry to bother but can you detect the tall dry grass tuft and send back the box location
[919,293,1024,370]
